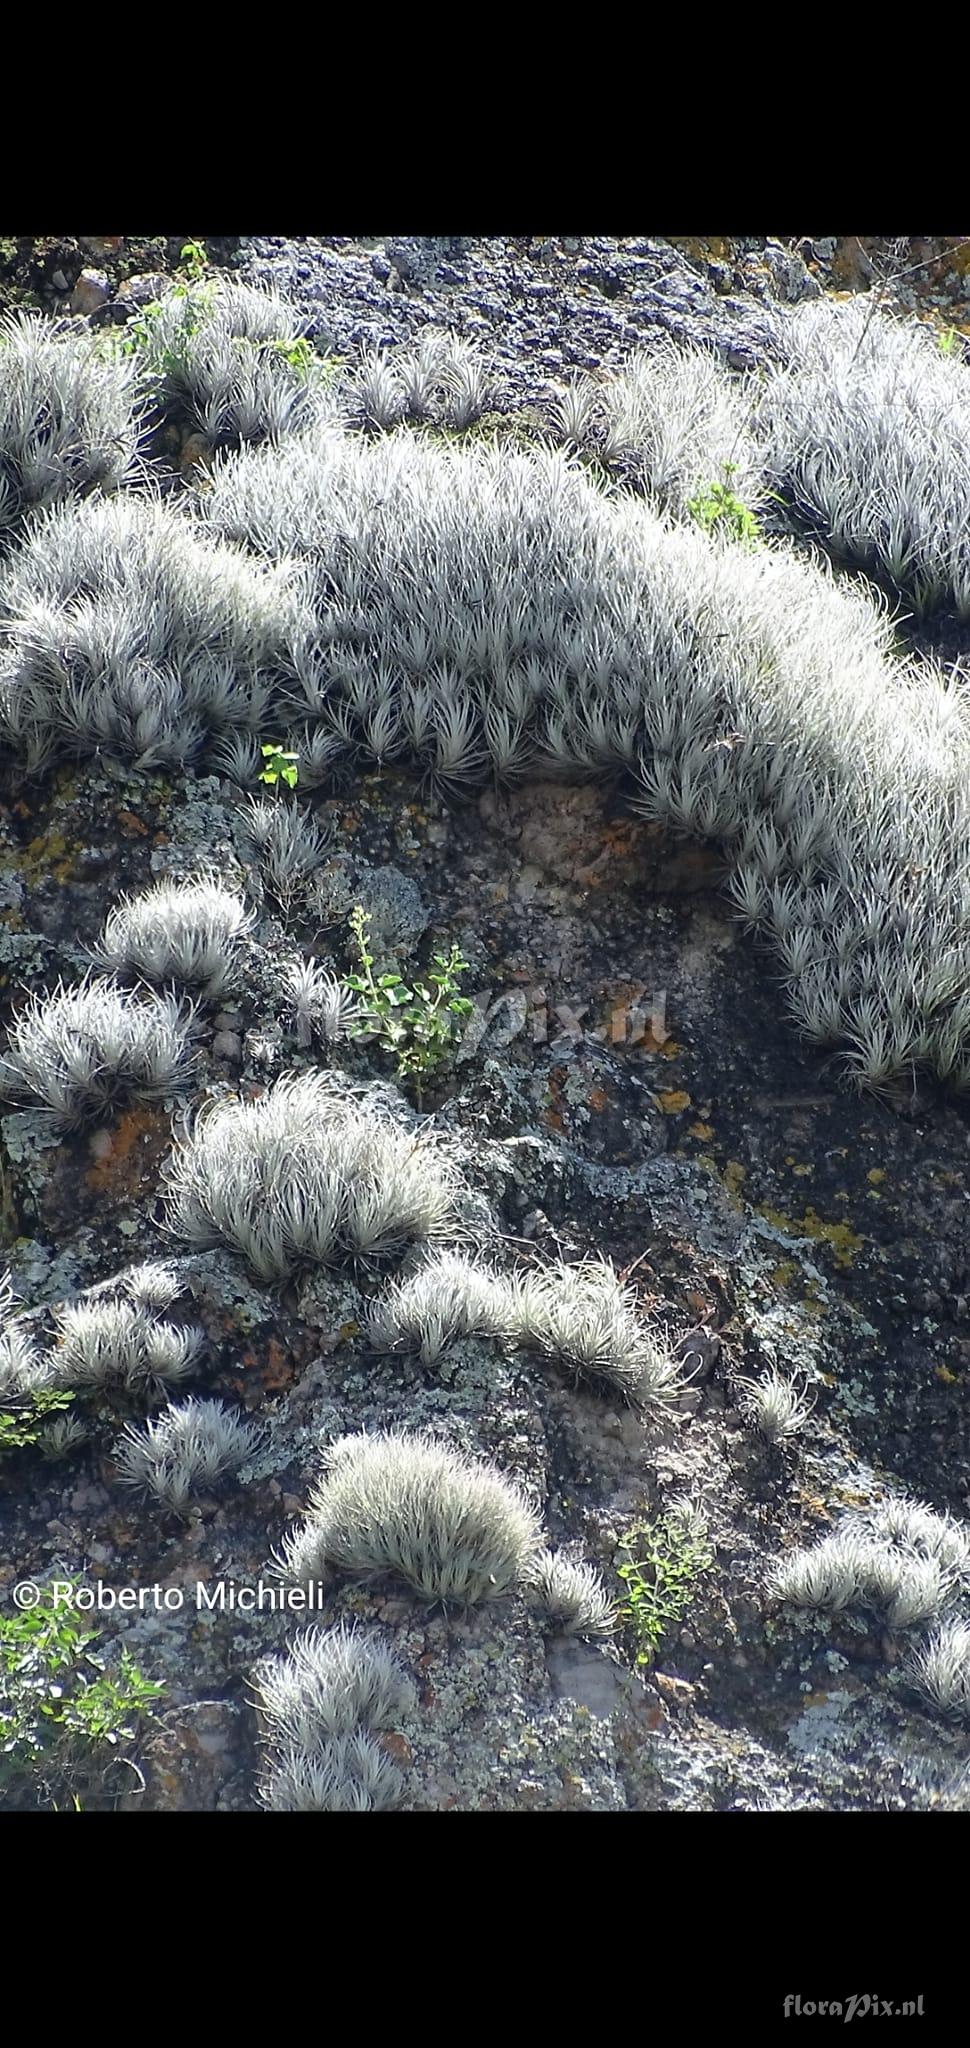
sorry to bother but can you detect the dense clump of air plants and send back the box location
[736,1366,816,1444]
[92,874,255,999]
[549,339,765,518]
[0,974,197,1129]
[254,1621,416,1813]
[258,1731,406,1813]
[279,1430,543,1606]
[195,413,970,1095]
[504,1257,680,1406]
[163,1069,462,1281]
[364,1249,681,1406]
[121,1260,185,1313]
[283,959,364,1049]
[525,1550,616,1637]
[769,1494,970,1632]
[4,332,970,1093]
[131,277,330,450]
[346,330,493,435]
[755,296,970,618]
[255,1621,416,1751]
[364,1250,512,1366]
[0,308,144,537]
[114,1395,262,1513]
[0,491,307,772]
[0,1271,51,1396]
[772,1493,970,1728]
[909,1621,970,1721]
[48,1293,206,1396]
[240,796,331,902]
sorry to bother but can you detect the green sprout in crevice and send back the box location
[344,906,473,1101]
[614,1504,715,1667]
[258,740,300,793]
[687,460,762,546]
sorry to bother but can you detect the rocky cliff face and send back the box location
[2,236,970,1813]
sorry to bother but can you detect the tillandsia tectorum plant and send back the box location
[114,1397,263,1514]
[92,874,255,1000]
[735,1365,816,1444]
[278,1429,543,1606]
[0,976,198,1130]
[0,308,145,533]
[503,1257,681,1406]
[0,1270,49,1397]
[365,1249,512,1366]
[253,1622,416,1812]
[163,1069,462,1280]
[525,1550,616,1637]
[548,339,765,517]
[126,275,327,450]
[754,296,970,617]
[769,1493,970,1631]
[49,1294,206,1396]
[7,303,970,1097]
[0,490,306,774]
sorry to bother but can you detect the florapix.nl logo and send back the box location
[455,982,673,1058]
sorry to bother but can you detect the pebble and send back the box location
[70,268,110,316]
[212,1030,242,1060]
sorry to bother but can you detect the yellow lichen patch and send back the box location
[84,1103,171,1201]
[756,1202,864,1271]
[688,1121,714,1141]
[866,1168,886,1186]
[22,830,77,885]
[936,1363,959,1385]
[794,1491,832,1522]
[792,1163,813,1178]
[656,1089,691,1115]
[722,1160,747,1200]
[769,1260,798,1290]
[668,234,732,264]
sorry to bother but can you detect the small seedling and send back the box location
[687,461,761,545]
[259,742,300,793]
[179,240,208,284]
[615,1505,714,1666]
[344,906,473,1100]
[0,1387,76,1463]
[270,335,315,375]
